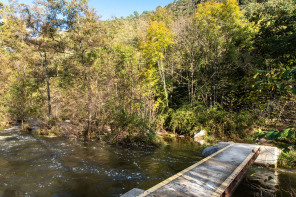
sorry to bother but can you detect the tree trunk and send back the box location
[191,63,195,107]
[39,48,52,118]
[81,49,92,139]
[44,53,52,118]
[158,60,168,107]
[21,65,26,131]
[86,74,92,138]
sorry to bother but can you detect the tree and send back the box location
[140,19,175,108]
[0,2,42,128]
[183,0,255,109]
[63,0,106,137]
[242,0,296,150]
[245,0,296,94]
[20,0,67,119]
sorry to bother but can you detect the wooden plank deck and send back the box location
[137,143,260,197]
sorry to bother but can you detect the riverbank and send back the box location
[2,118,295,169]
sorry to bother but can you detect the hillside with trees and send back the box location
[0,0,295,160]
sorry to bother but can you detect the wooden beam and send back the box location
[211,147,260,197]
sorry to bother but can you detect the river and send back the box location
[0,127,295,197]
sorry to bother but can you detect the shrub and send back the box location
[108,110,158,146]
[278,148,296,168]
[168,106,200,134]
[158,104,256,138]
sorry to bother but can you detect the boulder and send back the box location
[194,138,206,145]
[202,145,218,157]
[218,142,232,149]
[194,130,207,138]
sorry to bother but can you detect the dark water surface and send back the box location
[1,127,295,197]
[234,166,296,197]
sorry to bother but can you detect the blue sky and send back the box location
[2,0,175,20]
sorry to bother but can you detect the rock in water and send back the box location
[0,136,11,140]
[202,145,218,157]
[195,139,205,145]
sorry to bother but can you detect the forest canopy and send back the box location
[0,0,295,146]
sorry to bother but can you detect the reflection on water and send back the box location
[1,128,296,197]
[234,162,296,196]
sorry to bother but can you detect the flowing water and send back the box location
[0,127,295,197]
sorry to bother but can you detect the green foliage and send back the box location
[140,20,174,63]
[200,108,254,137]
[169,0,256,109]
[108,110,157,145]
[257,128,296,149]
[245,0,296,66]
[256,127,296,168]
[248,0,296,94]
[150,6,174,26]
[278,148,296,168]
[7,76,43,120]
[140,12,175,109]
[157,104,255,138]
[168,106,199,134]
[250,0,296,159]
[254,65,296,95]
[166,0,201,17]
[1,0,295,148]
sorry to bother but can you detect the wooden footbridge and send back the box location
[123,143,262,197]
